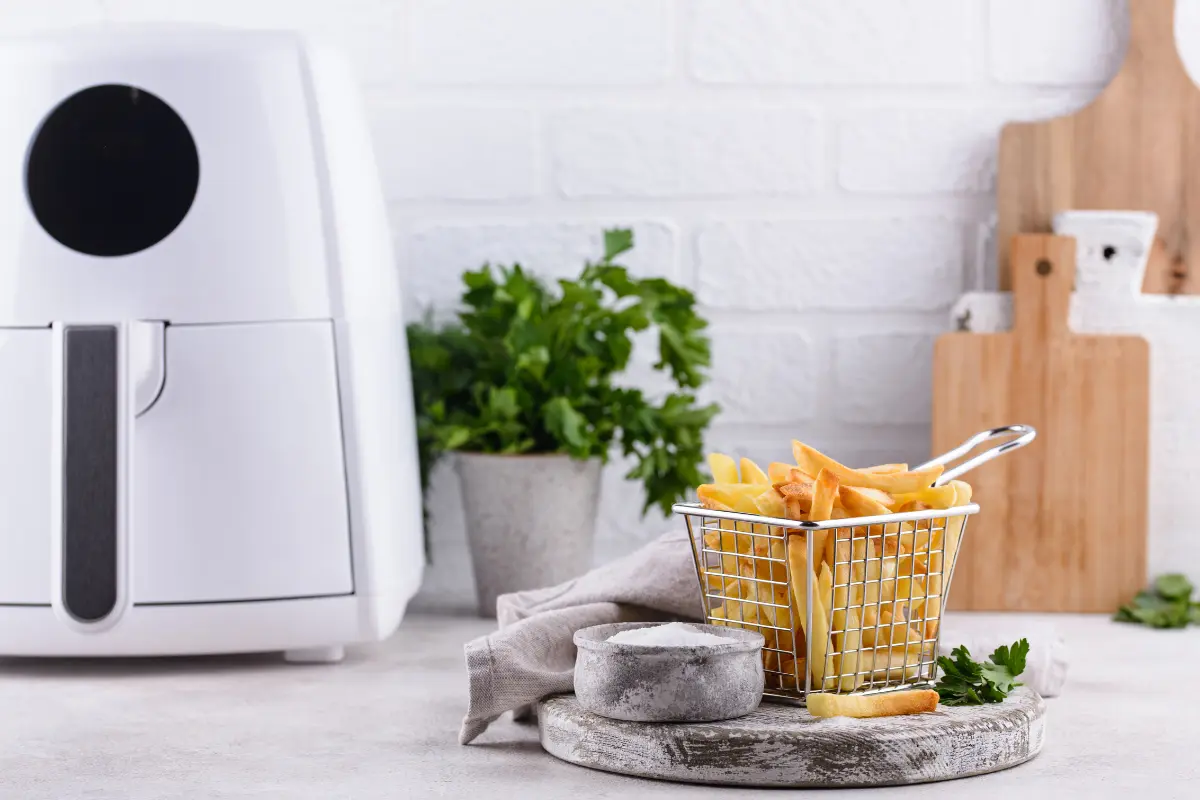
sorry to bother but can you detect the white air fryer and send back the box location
[0,26,423,660]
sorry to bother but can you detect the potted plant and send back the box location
[408,229,718,617]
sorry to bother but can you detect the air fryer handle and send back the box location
[50,322,133,627]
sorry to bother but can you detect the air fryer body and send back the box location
[0,27,423,655]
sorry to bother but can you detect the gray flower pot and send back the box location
[456,453,602,618]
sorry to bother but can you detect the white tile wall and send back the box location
[4,0,1189,611]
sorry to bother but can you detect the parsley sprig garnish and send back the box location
[1114,574,1200,629]
[935,638,1029,706]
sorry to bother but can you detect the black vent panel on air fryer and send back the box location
[26,83,200,257]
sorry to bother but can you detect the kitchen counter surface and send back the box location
[0,612,1195,799]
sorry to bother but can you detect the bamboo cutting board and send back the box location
[997,0,1200,294]
[932,235,1149,612]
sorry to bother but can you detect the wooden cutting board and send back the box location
[997,0,1200,295]
[932,234,1149,612]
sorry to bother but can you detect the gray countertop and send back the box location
[0,612,1195,799]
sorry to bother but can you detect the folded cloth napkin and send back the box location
[459,530,700,744]
[459,530,1069,744]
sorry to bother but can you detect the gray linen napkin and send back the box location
[458,530,1069,744]
[459,530,702,744]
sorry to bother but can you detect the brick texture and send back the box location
[550,110,822,198]
[410,0,669,85]
[839,111,1004,194]
[696,219,966,311]
[702,325,815,424]
[371,108,537,201]
[988,0,1126,85]
[690,0,978,85]
[832,334,937,425]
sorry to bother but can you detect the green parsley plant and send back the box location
[408,229,719,541]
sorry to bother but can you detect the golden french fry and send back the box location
[862,644,926,682]
[837,606,865,691]
[699,496,733,514]
[839,485,893,518]
[753,487,786,518]
[807,689,938,719]
[815,562,836,688]
[739,457,769,485]
[698,483,773,510]
[893,484,957,510]
[707,453,740,484]
[861,463,908,474]
[784,493,806,521]
[923,480,972,631]
[810,469,839,522]
[776,479,815,514]
[767,462,794,483]
[793,440,943,494]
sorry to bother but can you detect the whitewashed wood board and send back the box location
[538,689,1045,788]
[953,212,1200,580]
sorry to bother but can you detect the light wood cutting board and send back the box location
[997,0,1200,295]
[932,234,1149,612]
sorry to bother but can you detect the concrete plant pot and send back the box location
[456,453,601,618]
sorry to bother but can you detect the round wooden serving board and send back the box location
[538,688,1045,788]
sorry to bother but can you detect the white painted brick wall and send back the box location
[7,0,1197,612]
[410,0,670,86]
[690,0,979,85]
[696,219,966,311]
[838,111,1004,194]
[550,110,823,198]
[371,108,538,201]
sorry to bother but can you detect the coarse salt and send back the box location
[606,622,736,647]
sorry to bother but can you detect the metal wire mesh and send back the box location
[678,503,977,705]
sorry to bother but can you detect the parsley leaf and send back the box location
[1115,574,1197,629]
[408,229,719,554]
[935,639,1029,706]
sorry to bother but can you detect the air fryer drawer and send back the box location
[133,321,354,604]
[0,329,52,604]
[0,322,355,607]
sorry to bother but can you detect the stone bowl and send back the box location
[573,622,765,723]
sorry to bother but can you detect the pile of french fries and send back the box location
[696,439,972,698]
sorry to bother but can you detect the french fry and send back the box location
[768,462,794,484]
[923,480,971,634]
[707,453,740,484]
[754,487,786,519]
[739,457,769,485]
[839,485,893,518]
[810,469,839,521]
[862,463,908,474]
[892,484,957,510]
[793,440,943,494]
[784,493,806,521]
[851,486,895,508]
[807,689,938,719]
[837,606,865,691]
[776,479,815,514]
[698,483,773,510]
[815,562,836,688]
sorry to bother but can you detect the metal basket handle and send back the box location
[919,425,1037,487]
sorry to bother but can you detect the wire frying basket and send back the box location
[674,425,1035,705]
